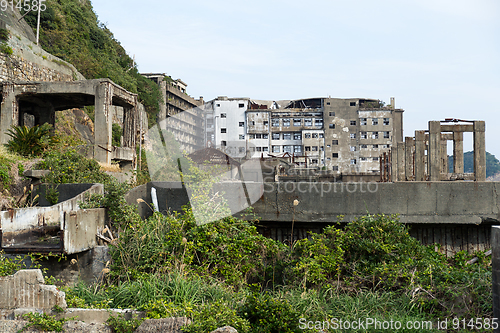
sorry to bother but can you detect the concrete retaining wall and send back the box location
[252,181,500,224]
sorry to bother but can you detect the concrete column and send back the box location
[94,82,113,164]
[428,121,441,181]
[441,138,448,175]
[397,141,405,181]
[415,130,426,181]
[0,83,19,144]
[390,146,397,181]
[492,226,500,333]
[122,106,135,148]
[453,131,464,174]
[474,121,486,181]
[405,137,414,181]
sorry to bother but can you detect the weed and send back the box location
[45,185,60,205]
[18,312,69,332]
[106,313,144,333]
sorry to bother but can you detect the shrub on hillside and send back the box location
[6,124,57,157]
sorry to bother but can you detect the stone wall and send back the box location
[0,22,84,83]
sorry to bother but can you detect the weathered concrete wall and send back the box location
[0,184,105,254]
[0,269,66,311]
[251,182,500,224]
[37,183,97,206]
[127,181,500,225]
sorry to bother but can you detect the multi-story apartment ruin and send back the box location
[142,73,205,153]
[206,96,403,174]
[323,97,403,174]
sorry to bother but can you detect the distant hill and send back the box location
[448,151,500,179]
[20,0,161,126]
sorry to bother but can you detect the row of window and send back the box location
[272,145,303,153]
[249,147,269,152]
[271,118,323,127]
[331,153,379,161]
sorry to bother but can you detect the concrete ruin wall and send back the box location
[0,269,66,312]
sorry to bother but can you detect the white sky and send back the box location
[91,0,499,157]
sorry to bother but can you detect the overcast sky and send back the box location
[92,0,499,157]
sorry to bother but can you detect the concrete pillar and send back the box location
[94,82,113,164]
[492,226,500,333]
[397,141,405,181]
[441,138,448,175]
[405,137,414,181]
[428,121,441,181]
[474,121,486,181]
[415,130,426,181]
[453,131,464,174]
[390,146,397,181]
[0,83,19,144]
[122,106,135,148]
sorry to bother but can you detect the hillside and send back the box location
[448,151,500,179]
[20,0,161,126]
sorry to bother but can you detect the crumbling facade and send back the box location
[142,73,205,153]
[206,96,403,174]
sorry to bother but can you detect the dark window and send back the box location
[332,153,339,158]
[329,124,335,129]
[332,140,338,145]
[350,120,356,126]
[221,141,226,146]
[221,128,226,133]
[329,112,335,116]
[239,103,245,108]
[350,102,356,106]
[239,122,244,127]
[220,113,226,118]
[332,166,339,171]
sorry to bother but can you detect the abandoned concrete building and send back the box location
[202,96,403,175]
[142,73,205,153]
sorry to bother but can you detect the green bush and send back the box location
[239,293,301,333]
[19,312,68,332]
[110,209,284,286]
[37,149,112,184]
[6,124,56,157]
[184,300,250,333]
[106,313,144,333]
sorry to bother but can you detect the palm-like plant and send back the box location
[6,123,57,157]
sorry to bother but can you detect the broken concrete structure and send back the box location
[0,184,105,254]
[0,269,66,316]
[389,119,486,182]
[0,79,139,168]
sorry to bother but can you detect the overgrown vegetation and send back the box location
[21,0,162,126]
[6,124,57,157]
[18,312,69,332]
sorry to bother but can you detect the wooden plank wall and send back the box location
[257,223,492,256]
